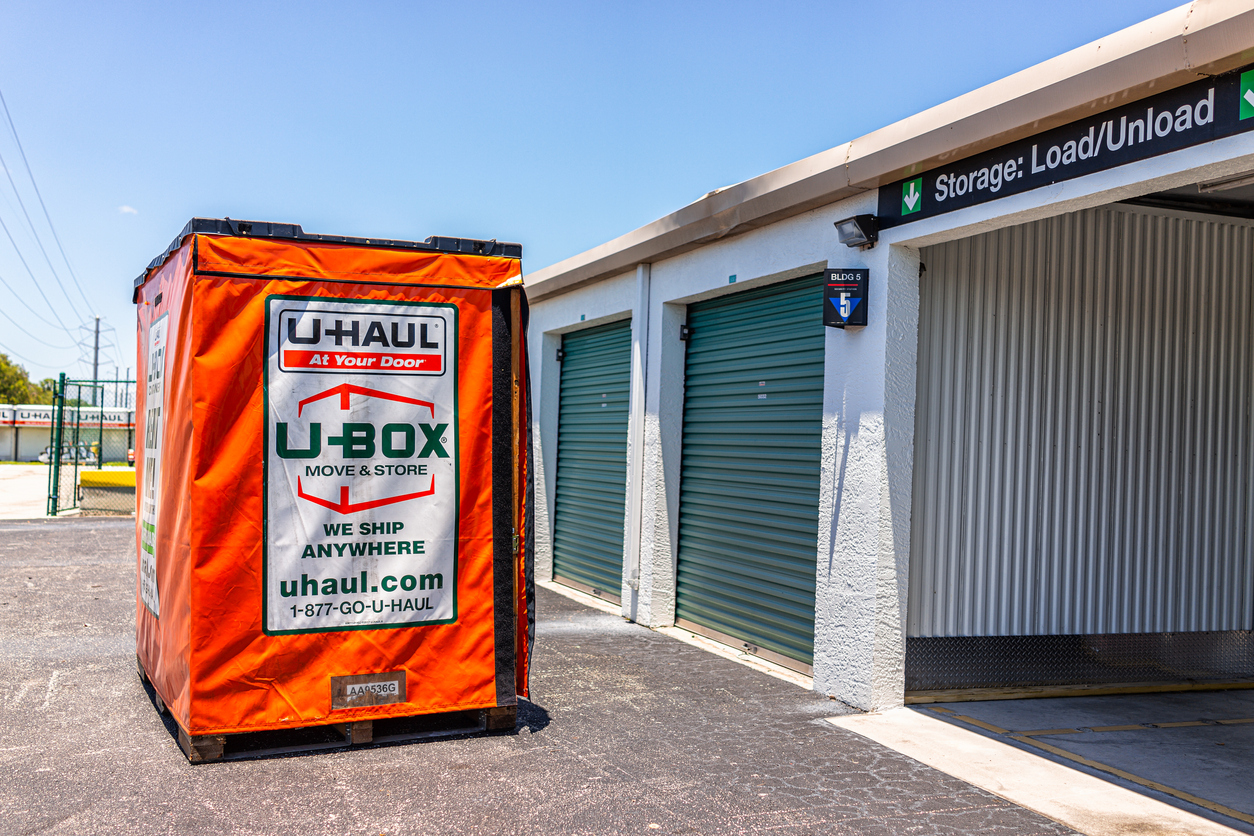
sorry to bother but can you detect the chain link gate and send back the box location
[46,374,137,516]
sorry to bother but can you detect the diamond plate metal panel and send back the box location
[906,631,1254,690]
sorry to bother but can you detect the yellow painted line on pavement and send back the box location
[1152,720,1209,728]
[923,705,1011,734]
[1088,724,1148,732]
[937,714,1008,734]
[1018,728,1083,737]
[906,680,1254,703]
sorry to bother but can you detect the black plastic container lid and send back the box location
[133,217,522,301]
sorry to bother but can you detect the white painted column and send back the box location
[530,328,562,583]
[812,242,920,711]
[629,291,686,628]
[622,264,650,610]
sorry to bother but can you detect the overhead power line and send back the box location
[0,288,73,347]
[0,337,56,370]
[0,144,83,321]
[0,250,65,331]
[0,212,73,334]
[0,86,93,314]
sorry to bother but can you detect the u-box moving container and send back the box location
[134,219,533,760]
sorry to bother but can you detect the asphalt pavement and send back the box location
[0,517,1076,835]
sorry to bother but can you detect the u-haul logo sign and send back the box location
[275,383,449,513]
[277,308,447,375]
[264,296,458,635]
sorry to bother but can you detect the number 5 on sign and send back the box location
[823,268,869,329]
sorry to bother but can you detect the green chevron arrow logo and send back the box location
[901,177,923,215]
[1241,70,1254,121]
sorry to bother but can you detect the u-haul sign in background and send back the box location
[264,296,459,634]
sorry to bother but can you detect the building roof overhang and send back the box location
[526,0,1254,300]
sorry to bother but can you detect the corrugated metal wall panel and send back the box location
[552,320,632,595]
[911,206,1254,637]
[675,275,825,666]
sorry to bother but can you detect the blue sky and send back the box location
[0,0,1182,381]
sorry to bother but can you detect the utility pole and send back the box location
[92,316,100,406]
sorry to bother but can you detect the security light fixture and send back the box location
[834,215,878,249]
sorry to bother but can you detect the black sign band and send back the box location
[878,64,1254,228]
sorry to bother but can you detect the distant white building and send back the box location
[524,2,1254,709]
[0,405,134,462]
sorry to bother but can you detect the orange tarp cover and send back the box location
[135,231,530,736]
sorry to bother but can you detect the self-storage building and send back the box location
[526,1,1254,710]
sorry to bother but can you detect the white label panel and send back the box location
[264,296,458,634]
[139,313,168,619]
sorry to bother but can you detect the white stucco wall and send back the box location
[812,238,919,710]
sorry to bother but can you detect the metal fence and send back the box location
[46,375,137,516]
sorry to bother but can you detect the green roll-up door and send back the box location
[552,319,632,599]
[675,275,825,670]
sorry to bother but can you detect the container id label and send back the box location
[330,671,407,709]
[263,296,459,634]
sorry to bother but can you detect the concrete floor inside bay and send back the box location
[929,690,1254,826]
[0,516,1243,835]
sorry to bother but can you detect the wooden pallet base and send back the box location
[137,654,169,716]
[139,654,520,762]
[173,705,518,763]
[178,727,225,763]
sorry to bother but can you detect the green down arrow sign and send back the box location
[901,178,922,215]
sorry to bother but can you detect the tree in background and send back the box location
[0,354,54,404]
[35,379,57,404]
